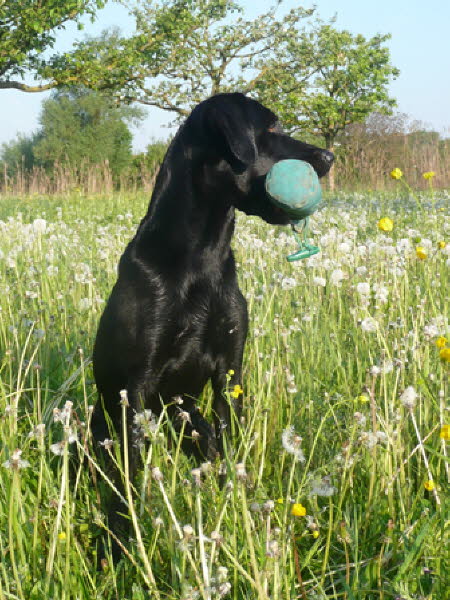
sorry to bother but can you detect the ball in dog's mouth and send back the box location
[265,159,322,223]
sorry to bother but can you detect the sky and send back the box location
[2,0,450,151]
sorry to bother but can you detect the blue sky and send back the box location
[2,0,449,151]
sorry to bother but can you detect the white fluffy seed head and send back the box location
[235,462,247,481]
[400,386,417,409]
[151,466,163,482]
[119,389,129,406]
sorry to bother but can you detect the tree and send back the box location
[85,0,315,117]
[1,0,317,118]
[0,0,108,92]
[257,25,399,188]
[0,132,43,176]
[33,87,145,175]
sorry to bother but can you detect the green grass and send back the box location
[0,190,449,599]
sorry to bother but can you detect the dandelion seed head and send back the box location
[183,524,194,539]
[400,386,417,409]
[191,429,201,441]
[191,468,202,487]
[330,268,347,286]
[119,389,129,406]
[360,317,378,333]
[313,276,326,287]
[235,462,247,481]
[262,500,275,513]
[176,409,192,423]
[281,426,305,462]
[50,441,66,456]
[217,565,228,582]
[266,540,280,558]
[310,476,336,497]
[359,431,379,449]
[78,298,92,311]
[3,448,30,470]
[211,531,224,545]
[28,423,46,440]
[99,438,114,450]
[67,427,78,444]
[356,282,371,296]
[151,466,163,482]
[217,582,231,597]
[354,412,367,427]
[281,276,297,290]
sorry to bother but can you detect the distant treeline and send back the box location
[2,131,449,194]
[1,90,448,193]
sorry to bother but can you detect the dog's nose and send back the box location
[322,150,334,164]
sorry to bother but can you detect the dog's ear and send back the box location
[204,103,258,166]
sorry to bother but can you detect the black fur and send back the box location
[92,93,333,556]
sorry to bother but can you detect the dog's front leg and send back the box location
[212,291,248,454]
[92,382,145,563]
[167,396,217,462]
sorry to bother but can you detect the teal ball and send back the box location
[265,159,322,221]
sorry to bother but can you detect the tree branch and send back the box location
[133,93,190,116]
[0,79,58,92]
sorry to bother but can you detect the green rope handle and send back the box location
[286,217,320,262]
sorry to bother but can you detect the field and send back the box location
[0,189,448,599]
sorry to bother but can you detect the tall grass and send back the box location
[0,189,448,599]
[2,130,450,194]
[334,130,450,190]
[1,160,159,196]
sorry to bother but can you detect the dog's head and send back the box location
[187,93,334,225]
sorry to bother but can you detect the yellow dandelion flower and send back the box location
[230,384,243,399]
[440,425,450,441]
[358,394,370,403]
[439,348,450,362]
[438,241,446,249]
[58,532,66,541]
[423,480,435,491]
[291,503,307,517]
[422,171,436,180]
[436,336,448,348]
[378,217,394,232]
[390,168,403,180]
[416,247,427,260]
[312,530,319,539]
[227,369,235,376]
[276,498,284,504]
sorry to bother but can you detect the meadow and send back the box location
[0,188,448,599]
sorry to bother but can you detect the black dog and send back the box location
[92,92,333,553]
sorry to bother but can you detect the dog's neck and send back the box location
[133,135,236,273]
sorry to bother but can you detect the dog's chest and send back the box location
[162,283,238,355]
[172,291,233,347]
[153,298,233,396]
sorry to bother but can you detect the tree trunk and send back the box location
[325,137,335,191]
